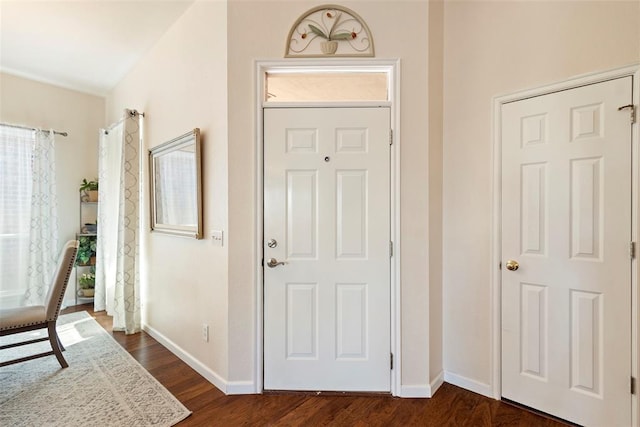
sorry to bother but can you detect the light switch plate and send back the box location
[212,230,223,246]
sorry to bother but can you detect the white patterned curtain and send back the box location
[0,126,58,308]
[25,130,59,304]
[95,110,141,334]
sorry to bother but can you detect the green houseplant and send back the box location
[78,271,95,297]
[80,178,99,202]
[304,11,357,55]
[76,235,97,266]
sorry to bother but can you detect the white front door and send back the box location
[501,77,633,426]
[263,107,391,391]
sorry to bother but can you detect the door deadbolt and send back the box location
[267,239,277,248]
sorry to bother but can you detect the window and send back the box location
[265,71,389,103]
[0,126,36,307]
[0,124,58,308]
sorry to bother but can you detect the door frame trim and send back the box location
[254,59,402,396]
[491,64,640,422]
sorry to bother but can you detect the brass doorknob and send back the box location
[505,260,519,271]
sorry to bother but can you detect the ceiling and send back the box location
[0,0,195,96]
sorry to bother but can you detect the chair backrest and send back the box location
[44,240,79,320]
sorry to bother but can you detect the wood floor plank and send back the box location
[61,304,570,426]
[344,397,401,427]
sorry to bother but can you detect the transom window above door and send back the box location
[265,71,389,103]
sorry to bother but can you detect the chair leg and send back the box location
[47,322,68,368]
[57,335,65,352]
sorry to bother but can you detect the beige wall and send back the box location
[106,1,230,382]
[428,0,444,387]
[8,0,635,400]
[0,72,105,306]
[103,0,436,393]
[442,0,640,394]
[227,0,434,389]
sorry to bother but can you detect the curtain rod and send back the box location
[103,109,145,134]
[0,122,68,137]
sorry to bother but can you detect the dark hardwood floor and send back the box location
[62,304,568,426]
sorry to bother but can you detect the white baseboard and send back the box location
[226,381,256,395]
[444,370,493,398]
[399,384,430,398]
[142,323,257,395]
[398,371,444,398]
[399,372,438,398]
[430,370,444,395]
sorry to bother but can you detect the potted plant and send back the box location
[76,235,97,266]
[80,178,99,202]
[306,11,356,54]
[78,271,95,297]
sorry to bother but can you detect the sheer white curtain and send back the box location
[95,110,141,334]
[0,126,58,308]
[25,130,59,304]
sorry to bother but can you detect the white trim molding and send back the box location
[430,371,445,396]
[400,385,431,399]
[399,371,445,398]
[142,323,251,395]
[444,371,492,399]
[491,63,640,423]
[254,58,402,396]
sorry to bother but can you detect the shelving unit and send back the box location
[75,197,97,305]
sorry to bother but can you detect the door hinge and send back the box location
[390,353,394,370]
[631,242,636,259]
[619,104,636,124]
[390,241,393,258]
[632,376,636,395]
[389,129,393,146]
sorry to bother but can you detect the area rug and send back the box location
[0,311,191,426]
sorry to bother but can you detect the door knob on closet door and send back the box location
[505,260,519,271]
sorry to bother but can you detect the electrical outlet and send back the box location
[202,324,209,342]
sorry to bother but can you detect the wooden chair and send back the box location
[0,240,79,368]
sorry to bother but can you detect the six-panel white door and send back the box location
[263,107,391,391]
[501,77,633,426]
